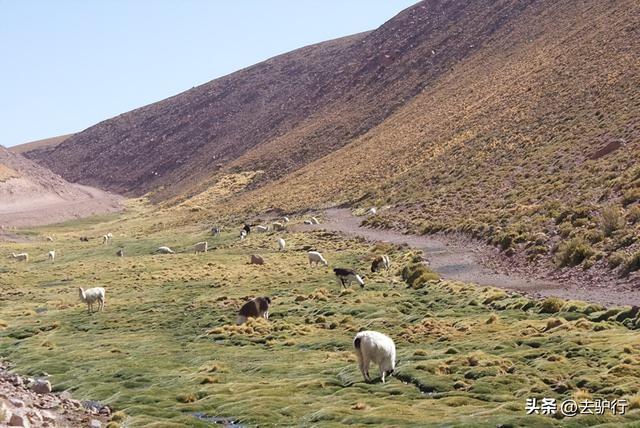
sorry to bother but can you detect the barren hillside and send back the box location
[10,133,73,155]
[23,0,639,278]
[25,0,549,201]
[0,146,122,227]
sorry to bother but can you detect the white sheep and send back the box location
[46,236,54,242]
[367,207,378,216]
[47,250,55,263]
[240,230,247,241]
[78,287,105,313]
[353,330,396,383]
[311,216,320,225]
[255,225,269,233]
[155,246,175,254]
[102,233,113,245]
[272,222,285,231]
[277,238,286,251]
[194,241,208,254]
[11,252,28,262]
[303,220,313,225]
[308,251,328,266]
[282,216,290,223]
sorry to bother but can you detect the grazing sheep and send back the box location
[367,207,378,216]
[80,236,89,242]
[282,216,290,223]
[308,251,328,267]
[47,250,55,262]
[240,229,247,241]
[194,241,208,254]
[11,252,28,262]
[371,255,391,272]
[243,224,251,235]
[116,249,124,257]
[211,226,223,235]
[255,225,269,233]
[250,254,265,265]
[237,297,271,325]
[353,330,396,383]
[272,222,285,231]
[78,287,105,313]
[303,220,313,225]
[311,216,320,225]
[155,246,175,254]
[277,238,286,251]
[334,268,365,288]
[46,236,54,242]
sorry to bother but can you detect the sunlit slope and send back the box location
[219,0,639,275]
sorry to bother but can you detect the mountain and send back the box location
[24,0,548,200]
[10,134,73,155]
[0,146,121,227]
[22,0,639,275]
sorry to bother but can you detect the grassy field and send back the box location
[1,202,640,427]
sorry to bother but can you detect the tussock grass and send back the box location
[1,207,639,426]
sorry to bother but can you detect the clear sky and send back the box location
[0,0,419,147]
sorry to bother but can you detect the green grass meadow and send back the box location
[1,205,640,426]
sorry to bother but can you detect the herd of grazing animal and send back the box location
[6,214,398,384]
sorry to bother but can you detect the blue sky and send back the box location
[0,0,419,147]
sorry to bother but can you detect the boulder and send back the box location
[9,412,30,427]
[31,379,52,394]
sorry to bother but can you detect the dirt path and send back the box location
[302,208,639,307]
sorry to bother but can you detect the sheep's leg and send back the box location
[380,367,386,383]
[263,311,269,320]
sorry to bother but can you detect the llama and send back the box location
[371,255,391,272]
[194,241,208,254]
[308,251,328,266]
[353,330,396,383]
[237,297,271,325]
[78,287,105,313]
[333,268,365,288]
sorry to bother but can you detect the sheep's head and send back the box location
[78,287,86,301]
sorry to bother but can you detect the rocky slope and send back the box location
[0,146,122,228]
[22,0,639,278]
[0,361,109,427]
[24,0,551,201]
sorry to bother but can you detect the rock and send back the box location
[9,398,25,408]
[40,410,56,423]
[89,418,102,428]
[9,412,30,427]
[1,401,12,423]
[58,391,73,401]
[8,375,24,387]
[250,254,265,265]
[31,379,52,394]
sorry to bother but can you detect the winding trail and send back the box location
[301,209,639,307]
